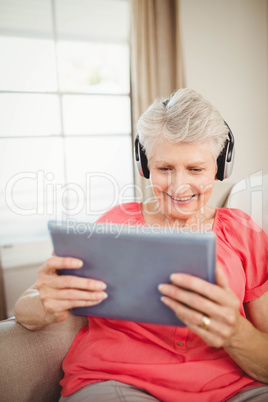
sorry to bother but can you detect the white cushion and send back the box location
[225,173,268,235]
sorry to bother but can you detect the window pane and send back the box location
[57,41,130,94]
[0,0,53,37]
[55,0,130,43]
[64,136,134,221]
[0,37,57,92]
[0,94,61,136]
[0,138,65,245]
[62,95,131,135]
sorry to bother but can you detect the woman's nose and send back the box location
[170,171,191,194]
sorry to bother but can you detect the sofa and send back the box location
[0,174,267,402]
[0,315,87,402]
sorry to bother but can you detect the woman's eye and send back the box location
[189,168,203,173]
[158,167,170,172]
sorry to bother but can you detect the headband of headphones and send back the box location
[134,100,235,181]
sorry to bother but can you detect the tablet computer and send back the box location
[48,221,216,326]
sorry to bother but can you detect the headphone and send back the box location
[134,102,235,181]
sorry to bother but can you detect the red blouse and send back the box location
[60,203,268,401]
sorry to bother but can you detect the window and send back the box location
[0,0,133,245]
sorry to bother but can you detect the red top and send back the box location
[60,203,268,401]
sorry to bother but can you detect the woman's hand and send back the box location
[158,263,241,348]
[36,255,108,325]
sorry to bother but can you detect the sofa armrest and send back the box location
[0,315,87,402]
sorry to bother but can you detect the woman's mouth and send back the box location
[166,193,197,204]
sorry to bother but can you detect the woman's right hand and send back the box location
[36,255,108,325]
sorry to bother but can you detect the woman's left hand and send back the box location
[158,263,241,348]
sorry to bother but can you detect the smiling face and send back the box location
[148,137,217,223]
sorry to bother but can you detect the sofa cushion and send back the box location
[225,173,268,235]
[0,315,86,402]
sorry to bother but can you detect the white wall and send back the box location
[179,0,268,205]
[1,239,53,317]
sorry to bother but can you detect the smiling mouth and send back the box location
[167,194,197,202]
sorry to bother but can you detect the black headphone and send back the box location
[215,121,235,181]
[134,102,235,181]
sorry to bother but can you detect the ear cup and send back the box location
[134,135,150,179]
[216,123,235,181]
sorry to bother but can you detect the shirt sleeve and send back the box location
[243,225,268,302]
[225,208,268,302]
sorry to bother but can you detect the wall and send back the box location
[1,239,53,317]
[179,0,268,205]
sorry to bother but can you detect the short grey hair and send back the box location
[137,88,229,160]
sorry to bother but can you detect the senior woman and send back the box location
[14,89,268,402]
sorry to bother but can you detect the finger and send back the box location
[40,256,84,274]
[161,296,237,346]
[186,312,241,349]
[168,273,232,307]
[159,282,240,323]
[161,295,214,329]
[161,295,211,329]
[42,298,104,314]
[41,287,108,302]
[159,283,224,321]
[159,283,220,316]
[37,274,107,292]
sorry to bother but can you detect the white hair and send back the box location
[137,88,229,160]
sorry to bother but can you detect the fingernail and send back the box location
[103,292,108,299]
[161,296,170,305]
[94,282,107,291]
[73,259,83,268]
[158,284,164,292]
[96,282,107,290]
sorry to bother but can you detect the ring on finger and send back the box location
[200,315,211,330]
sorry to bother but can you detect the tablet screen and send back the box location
[48,221,216,326]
